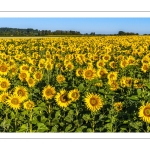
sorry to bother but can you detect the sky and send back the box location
[0,18,150,34]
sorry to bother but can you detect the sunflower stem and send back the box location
[91,113,95,132]
[15,110,18,132]
[29,110,33,132]
[110,96,114,132]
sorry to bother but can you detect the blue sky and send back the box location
[0,18,150,34]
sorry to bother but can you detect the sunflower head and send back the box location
[14,86,28,102]
[23,100,35,110]
[68,89,80,102]
[84,93,103,112]
[0,78,10,91]
[82,67,96,81]
[113,102,123,112]
[56,74,66,84]
[6,94,22,110]
[33,71,43,82]
[139,102,150,123]
[55,89,71,108]
[42,85,56,100]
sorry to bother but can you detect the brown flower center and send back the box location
[90,97,98,106]
[143,107,150,117]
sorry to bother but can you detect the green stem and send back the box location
[91,113,95,132]
[15,110,18,132]
[29,110,33,132]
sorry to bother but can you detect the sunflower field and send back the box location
[0,36,150,132]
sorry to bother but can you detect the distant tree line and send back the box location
[118,31,139,35]
[0,28,145,36]
[0,28,81,36]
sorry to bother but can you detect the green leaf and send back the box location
[68,110,74,115]
[86,128,93,132]
[146,83,150,89]
[98,89,105,94]
[18,124,28,132]
[52,118,59,124]
[82,114,91,123]
[137,89,142,97]
[55,110,61,118]
[39,102,46,107]
[128,95,139,101]
[32,116,39,124]
[76,126,87,132]
[64,115,73,123]
[10,112,15,119]
[0,103,3,109]
[37,123,49,132]
[65,124,72,132]
[51,125,58,132]
[78,83,85,92]
[59,122,65,127]
[120,128,127,132]
[41,116,47,123]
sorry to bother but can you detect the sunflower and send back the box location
[102,54,111,62]
[10,65,18,76]
[84,93,103,112]
[107,72,118,81]
[26,77,36,87]
[95,80,103,87]
[82,67,96,80]
[19,71,30,82]
[97,68,108,78]
[76,68,83,77]
[20,64,29,72]
[109,61,116,69]
[29,66,36,74]
[127,56,135,65]
[0,78,10,91]
[23,100,35,110]
[108,80,119,91]
[42,85,56,100]
[141,63,149,73]
[0,63,9,76]
[64,62,74,71]
[114,102,123,112]
[120,59,128,68]
[96,60,105,68]
[0,92,9,103]
[33,71,43,82]
[134,79,143,89]
[55,89,71,108]
[45,61,53,71]
[139,102,150,123]
[6,94,22,110]
[68,89,80,102]
[56,74,66,84]
[120,76,132,88]
[14,86,28,102]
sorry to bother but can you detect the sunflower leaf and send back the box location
[18,124,28,132]
[51,125,58,132]
[37,123,49,132]
[78,83,85,92]
[65,124,72,132]
[75,126,87,132]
